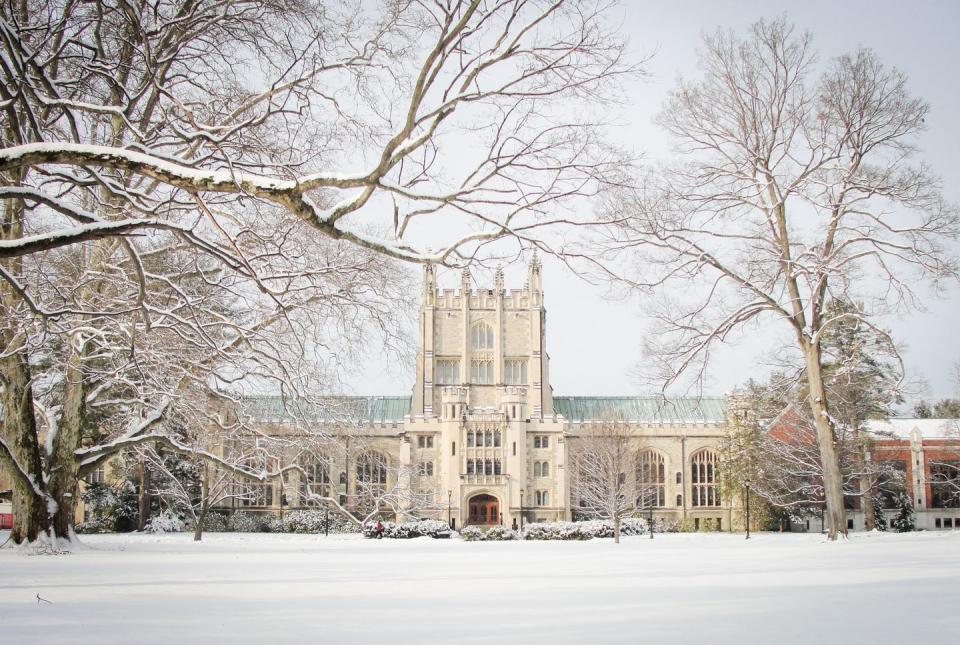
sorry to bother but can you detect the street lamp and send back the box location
[648,488,654,540]
[447,489,452,529]
[520,489,525,532]
[744,479,752,540]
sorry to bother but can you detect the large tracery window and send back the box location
[471,323,494,350]
[300,457,331,505]
[636,450,666,508]
[691,450,721,507]
[470,323,495,384]
[238,479,273,507]
[356,452,388,490]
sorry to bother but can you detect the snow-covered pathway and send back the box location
[1,531,957,644]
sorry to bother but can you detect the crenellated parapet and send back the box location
[440,386,469,420]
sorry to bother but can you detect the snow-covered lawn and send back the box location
[1,530,958,644]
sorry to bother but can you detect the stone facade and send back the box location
[225,259,735,529]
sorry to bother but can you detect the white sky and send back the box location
[346,0,960,405]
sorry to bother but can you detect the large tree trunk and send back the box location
[47,349,85,539]
[802,342,848,540]
[137,462,151,531]
[861,474,876,531]
[853,426,876,531]
[0,350,50,543]
[1,161,50,543]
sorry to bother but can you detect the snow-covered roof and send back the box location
[865,418,959,439]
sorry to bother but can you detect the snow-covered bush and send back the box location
[228,511,272,533]
[363,519,452,539]
[144,509,186,533]
[459,525,516,541]
[269,510,357,534]
[79,480,139,533]
[522,521,591,540]
[202,512,229,532]
[484,525,517,540]
[459,526,484,541]
[653,517,679,533]
[521,519,649,540]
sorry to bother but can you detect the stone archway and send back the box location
[467,493,500,526]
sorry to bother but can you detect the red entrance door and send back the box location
[468,494,500,525]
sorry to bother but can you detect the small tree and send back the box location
[137,433,274,542]
[872,494,887,532]
[569,420,645,544]
[890,493,915,533]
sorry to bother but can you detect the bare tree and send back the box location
[602,18,959,539]
[135,426,292,542]
[0,0,635,263]
[0,0,637,545]
[568,420,652,543]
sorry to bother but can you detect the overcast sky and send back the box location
[347,0,960,407]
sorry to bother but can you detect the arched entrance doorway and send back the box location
[468,494,500,526]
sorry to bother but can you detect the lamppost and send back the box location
[520,489,525,532]
[648,488,654,540]
[744,479,751,540]
[447,489,452,529]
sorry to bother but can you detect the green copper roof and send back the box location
[237,394,725,424]
[238,395,412,423]
[553,396,726,424]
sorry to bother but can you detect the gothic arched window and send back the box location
[300,456,330,505]
[691,450,720,507]
[636,450,666,508]
[356,451,388,487]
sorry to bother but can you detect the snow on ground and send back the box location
[1,530,958,644]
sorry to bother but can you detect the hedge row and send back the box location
[362,519,453,539]
[460,525,517,541]
[520,518,649,540]
[202,509,358,534]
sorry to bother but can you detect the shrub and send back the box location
[228,511,272,533]
[80,480,139,532]
[144,509,186,533]
[459,525,517,541]
[459,526,484,541]
[700,517,721,532]
[521,519,649,540]
[522,521,591,540]
[670,517,725,533]
[363,519,452,539]
[484,525,517,541]
[270,509,357,534]
[202,511,229,532]
[653,517,679,533]
[672,517,695,532]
